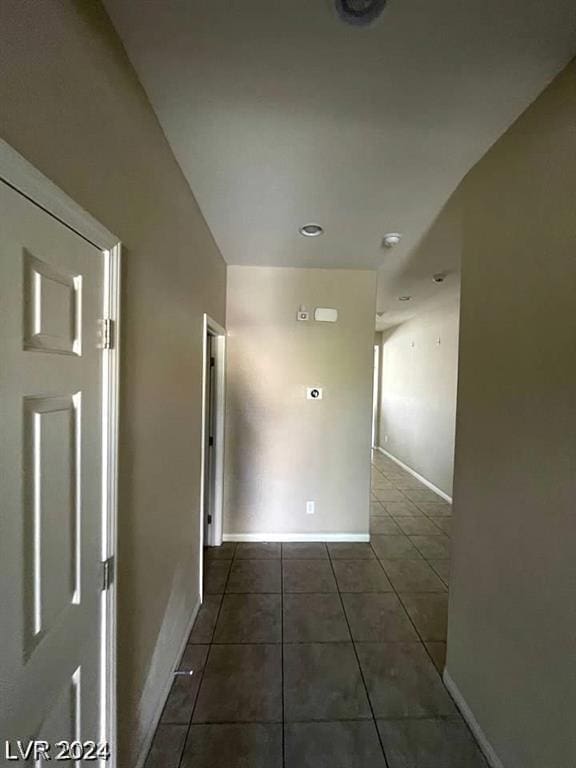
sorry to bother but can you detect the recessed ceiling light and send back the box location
[300,223,324,238]
[398,295,412,301]
[335,0,388,27]
[382,232,402,248]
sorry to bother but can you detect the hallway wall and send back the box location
[377,296,459,497]
[0,2,226,765]
[224,266,377,539]
[447,61,576,768]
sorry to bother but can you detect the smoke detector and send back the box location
[382,232,402,249]
[335,0,388,27]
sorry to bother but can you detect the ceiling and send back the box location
[103,0,576,325]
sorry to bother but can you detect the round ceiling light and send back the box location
[382,232,402,248]
[398,295,412,302]
[299,223,324,238]
[335,0,388,27]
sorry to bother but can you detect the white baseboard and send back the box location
[133,595,201,768]
[375,446,453,503]
[443,669,504,768]
[223,533,370,543]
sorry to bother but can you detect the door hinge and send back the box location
[208,436,214,447]
[210,356,215,368]
[101,318,115,350]
[102,556,115,591]
[207,515,212,525]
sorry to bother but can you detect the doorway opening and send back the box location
[199,314,226,593]
[372,342,380,448]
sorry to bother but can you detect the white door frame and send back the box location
[199,314,226,592]
[0,139,121,768]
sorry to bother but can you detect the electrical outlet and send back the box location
[306,501,315,515]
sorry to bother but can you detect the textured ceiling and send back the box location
[104,0,576,324]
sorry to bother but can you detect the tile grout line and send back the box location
[325,546,391,768]
[370,463,449,677]
[175,546,236,768]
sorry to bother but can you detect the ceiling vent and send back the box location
[335,0,388,26]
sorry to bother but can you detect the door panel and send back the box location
[0,180,105,750]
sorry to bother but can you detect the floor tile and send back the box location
[399,594,448,641]
[144,724,187,768]
[182,724,282,768]
[402,488,443,503]
[283,559,337,593]
[204,542,236,560]
[392,476,429,490]
[377,718,488,767]
[380,559,447,593]
[409,536,450,560]
[417,502,452,517]
[226,559,281,593]
[328,542,375,560]
[284,642,372,721]
[282,542,328,559]
[373,488,406,502]
[283,593,350,642]
[356,642,456,718]
[370,502,390,516]
[213,594,281,643]
[394,517,440,536]
[371,477,394,490]
[161,645,209,724]
[188,595,222,644]
[235,542,281,559]
[193,644,282,723]
[370,516,402,534]
[428,559,450,584]
[342,593,419,642]
[371,535,422,561]
[425,642,447,673]
[332,560,393,593]
[203,560,231,594]
[285,721,386,768]
[430,517,452,535]
[383,502,423,517]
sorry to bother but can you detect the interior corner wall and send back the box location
[0,2,226,765]
[377,298,460,497]
[447,60,576,768]
[224,266,377,539]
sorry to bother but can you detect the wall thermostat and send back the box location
[307,387,323,400]
[314,307,338,322]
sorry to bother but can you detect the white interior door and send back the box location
[0,180,107,756]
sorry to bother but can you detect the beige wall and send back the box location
[225,266,377,537]
[0,2,226,764]
[448,62,576,767]
[377,296,459,496]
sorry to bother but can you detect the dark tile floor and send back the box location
[144,452,488,768]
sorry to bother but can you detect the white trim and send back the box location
[443,669,505,768]
[0,140,121,768]
[199,314,227,596]
[0,139,118,250]
[134,598,201,768]
[375,446,452,503]
[223,533,371,543]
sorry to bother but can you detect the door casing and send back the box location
[0,139,121,768]
[199,314,226,596]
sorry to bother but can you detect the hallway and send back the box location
[144,452,486,768]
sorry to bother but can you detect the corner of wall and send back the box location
[443,669,504,768]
